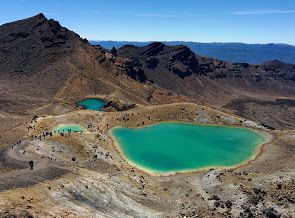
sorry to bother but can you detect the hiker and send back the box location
[29,160,34,170]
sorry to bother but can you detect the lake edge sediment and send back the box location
[110,121,274,176]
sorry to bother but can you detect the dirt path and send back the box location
[0,143,69,191]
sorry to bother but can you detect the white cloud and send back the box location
[89,10,103,15]
[233,9,295,15]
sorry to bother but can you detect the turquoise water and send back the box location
[77,98,105,111]
[112,122,266,173]
[54,124,86,133]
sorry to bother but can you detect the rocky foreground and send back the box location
[0,103,294,217]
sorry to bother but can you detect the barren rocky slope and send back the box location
[118,43,295,129]
[0,14,182,107]
[118,42,295,102]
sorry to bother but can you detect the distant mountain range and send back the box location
[91,41,295,64]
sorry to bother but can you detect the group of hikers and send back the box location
[23,115,83,170]
[11,140,22,150]
[30,128,79,141]
[54,128,75,136]
[30,131,53,141]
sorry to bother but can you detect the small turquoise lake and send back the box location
[77,98,105,111]
[111,122,266,173]
[54,124,86,133]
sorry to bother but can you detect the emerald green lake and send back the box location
[111,122,266,173]
[77,98,105,111]
[54,124,86,134]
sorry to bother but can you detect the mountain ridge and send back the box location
[92,40,295,64]
[117,42,295,105]
[0,14,168,109]
[1,13,295,130]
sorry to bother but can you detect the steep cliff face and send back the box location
[262,60,295,81]
[118,42,295,81]
[118,42,295,105]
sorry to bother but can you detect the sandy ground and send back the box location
[0,102,295,217]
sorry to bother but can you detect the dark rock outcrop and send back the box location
[110,46,117,56]
[117,42,295,104]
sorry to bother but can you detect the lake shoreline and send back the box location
[76,98,106,111]
[109,121,275,177]
[53,123,88,134]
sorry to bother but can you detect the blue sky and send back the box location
[0,0,294,44]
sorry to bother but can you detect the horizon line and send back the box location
[88,39,295,46]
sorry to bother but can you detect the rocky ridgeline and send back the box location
[118,42,295,81]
